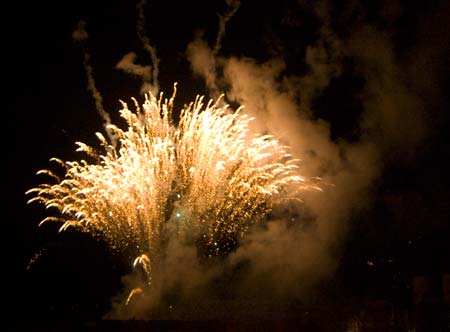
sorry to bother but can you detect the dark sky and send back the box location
[5,0,450,322]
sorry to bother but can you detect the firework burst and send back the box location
[27,84,311,290]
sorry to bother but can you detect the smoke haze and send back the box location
[116,0,449,319]
[73,0,450,319]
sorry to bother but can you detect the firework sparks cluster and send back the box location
[27,85,310,286]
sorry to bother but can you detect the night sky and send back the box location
[6,0,450,325]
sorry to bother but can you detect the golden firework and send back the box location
[27,85,310,285]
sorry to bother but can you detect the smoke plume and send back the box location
[71,0,449,319]
[166,0,448,314]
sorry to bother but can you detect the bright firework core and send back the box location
[27,85,311,295]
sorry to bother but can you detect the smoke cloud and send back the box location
[129,0,448,316]
[186,0,240,99]
[101,0,449,319]
[115,52,154,95]
[221,54,380,299]
[186,36,220,97]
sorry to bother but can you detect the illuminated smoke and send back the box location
[136,0,159,95]
[213,0,240,55]
[187,38,220,97]
[116,52,152,94]
[115,0,160,96]
[72,20,118,147]
[187,0,240,98]
[184,0,448,299]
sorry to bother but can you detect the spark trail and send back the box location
[27,85,311,291]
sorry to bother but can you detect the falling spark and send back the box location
[26,249,46,270]
[125,287,143,306]
[27,84,313,290]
